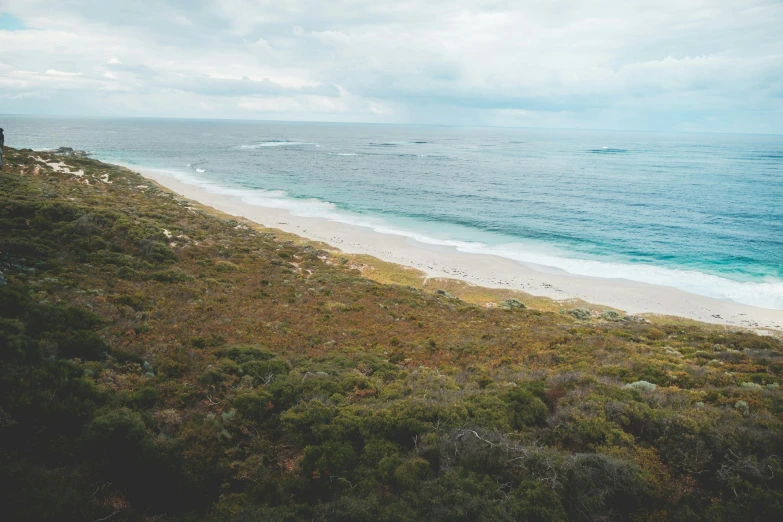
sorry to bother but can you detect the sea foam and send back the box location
[464,243,783,310]
[236,141,317,149]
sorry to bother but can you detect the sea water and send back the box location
[3,116,782,309]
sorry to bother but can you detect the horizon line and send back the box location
[1,112,782,137]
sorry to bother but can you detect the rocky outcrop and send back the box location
[50,146,90,157]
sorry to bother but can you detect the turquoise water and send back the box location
[3,116,783,309]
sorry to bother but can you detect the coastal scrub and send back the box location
[1,147,782,521]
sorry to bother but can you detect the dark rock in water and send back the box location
[587,148,628,154]
[568,307,592,320]
[602,310,620,320]
[51,146,90,157]
[500,298,526,309]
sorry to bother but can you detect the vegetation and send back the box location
[2,146,783,521]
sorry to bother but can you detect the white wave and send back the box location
[195,168,206,173]
[236,141,316,149]
[122,164,783,311]
[459,243,783,310]
[286,216,783,310]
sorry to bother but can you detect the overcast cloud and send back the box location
[1,0,782,132]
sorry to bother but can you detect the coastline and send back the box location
[127,164,783,332]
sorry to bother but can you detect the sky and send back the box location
[1,0,782,133]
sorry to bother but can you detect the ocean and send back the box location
[3,115,782,310]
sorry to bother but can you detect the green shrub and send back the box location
[500,298,526,309]
[301,440,358,478]
[233,391,274,420]
[56,330,109,360]
[568,308,592,320]
[190,334,225,349]
[149,268,192,283]
[219,345,275,363]
[130,387,158,409]
[624,381,657,392]
[503,386,548,429]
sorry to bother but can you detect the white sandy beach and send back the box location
[131,166,783,333]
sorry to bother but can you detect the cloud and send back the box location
[160,74,340,97]
[0,0,781,131]
[46,69,82,76]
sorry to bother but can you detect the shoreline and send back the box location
[125,163,783,332]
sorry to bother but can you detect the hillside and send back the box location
[1,146,782,521]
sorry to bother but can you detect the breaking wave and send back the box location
[236,141,318,149]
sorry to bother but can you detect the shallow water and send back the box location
[4,116,782,309]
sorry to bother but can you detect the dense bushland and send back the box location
[1,147,782,521]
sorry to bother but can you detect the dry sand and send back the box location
[130,165,783,332]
